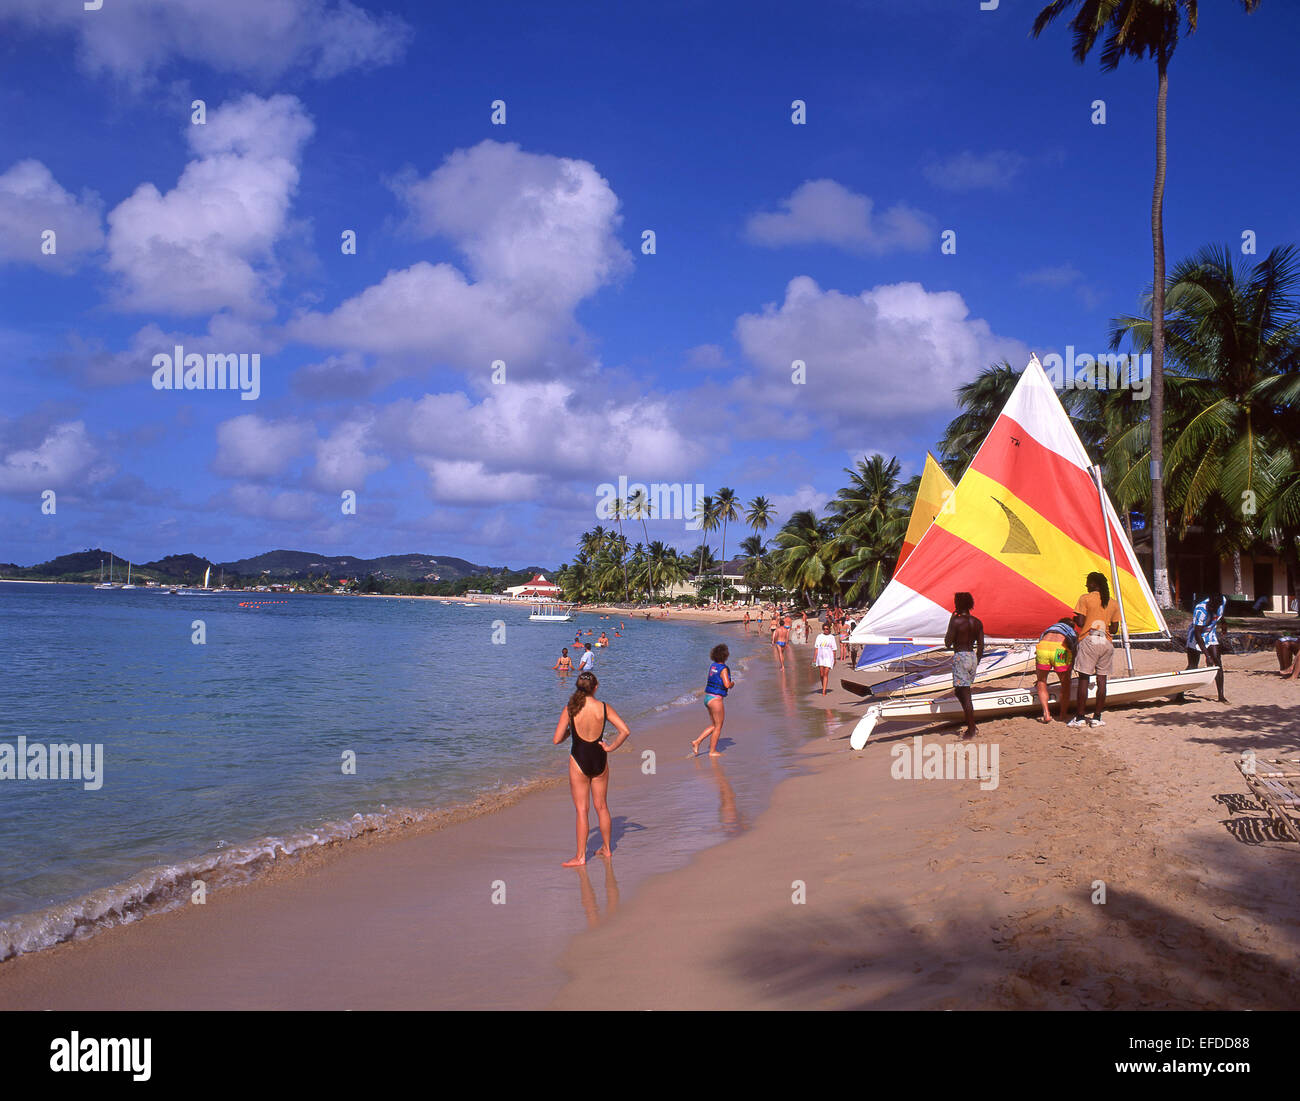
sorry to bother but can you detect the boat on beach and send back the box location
[848,355,1213,749]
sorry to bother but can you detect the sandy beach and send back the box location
[2,622,1297,1010]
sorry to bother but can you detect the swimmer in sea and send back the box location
[553,671,631,866]
[553,647,573,673]
[597,631,609,647]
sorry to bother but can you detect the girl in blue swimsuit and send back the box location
[553,671,631,867]
[692,644,734,757]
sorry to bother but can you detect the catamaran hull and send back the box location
[841,648,1035,699]
[848,667,1219,750]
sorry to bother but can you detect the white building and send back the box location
[504,573,564,600]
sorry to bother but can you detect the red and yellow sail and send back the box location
[897,452,955,571]
[854,356,1167,643]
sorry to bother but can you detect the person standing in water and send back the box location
[692,644,734,757]
[552,647,573,673]
[1070,572,1121,727]
[1185,591,1229,702]
[944,592,984,740]
[578,643,595,673]
[813,621,838,695]
[773,617,790,670]
[553,671,631,866]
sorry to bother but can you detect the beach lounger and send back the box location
[1236,757,1300,843]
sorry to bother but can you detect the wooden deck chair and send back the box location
[1237,756,1300,844]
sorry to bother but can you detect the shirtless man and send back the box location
[773,617,791,670]
[944,592,984,740]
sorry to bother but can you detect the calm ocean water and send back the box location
[0,583,733,955]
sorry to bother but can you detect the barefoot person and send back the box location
[1034,617,1077,723]
[1277,637,1300,679]
[1185,591,1229,702]
[692,644,734,757]
[944,592,983,740]
[773,617,790,670]
[552,671,631,867]
[813,621,837,695]
[1070,572,1121,728]
[552,647,573,673]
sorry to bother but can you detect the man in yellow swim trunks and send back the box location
[1034,617,1078,724]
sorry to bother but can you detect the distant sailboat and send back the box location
[120,561,136,589]
[95,555,115,589]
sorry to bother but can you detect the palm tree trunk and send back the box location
[719,520,728,600]
[1149,54,1172,609]
[1232,549,1243,597]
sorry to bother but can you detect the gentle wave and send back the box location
[0,779,556,962]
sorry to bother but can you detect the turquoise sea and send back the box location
[0,583,736,957]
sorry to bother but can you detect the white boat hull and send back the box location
[842,648,1035,699]
[849,666,1220,749]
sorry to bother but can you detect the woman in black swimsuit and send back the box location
[552,671,631,867]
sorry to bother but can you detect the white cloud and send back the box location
[419,460,543,504]
[744,179,933,255]
[0,0,410,84]
[733,276,1027,428]
[67,313,275,386]
[223,483,318,523]
[0,421,111,493]
[290,141,632,377]
[213,415,314,479]
[106,94,313,317]
[923,150,1026,191]
[0,160,103,269]
[312,418,388,489]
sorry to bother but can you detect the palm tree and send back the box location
[627,489,654,602]
[713,487,740,590]
[745,496,775,542]
[1032,0,1265,608]
[772,509,836,605]
[826,455,908,604]
[738,533,768,604]
[937,360,1020,477]
[696,495,719,581]
[1111,243,1300,597]
[610,497,632,602]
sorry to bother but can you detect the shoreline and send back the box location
[0,626,799,1008]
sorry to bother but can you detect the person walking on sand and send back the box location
[1185,591,1229,702]
[553,647,573,673]
[1069,572,1121,727]
[1034,616,1078,723]
[553,671,631,866]
[813,621,838,695]
[944,592,983,740]
[743,610,750,629]
[692,644,734,757]
[773,617,790,670]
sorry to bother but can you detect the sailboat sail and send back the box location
[897,452,955,571]
[851,355,1168,646]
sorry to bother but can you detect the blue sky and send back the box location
[2,0,1297,570]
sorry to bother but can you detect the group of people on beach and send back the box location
[946,575,1232,741]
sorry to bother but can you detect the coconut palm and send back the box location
[610,497,632,602]
[738,533,768,604]
[696,495,719,580]
[937,361,1021,477]
[626,489,654,601]
[773,509,837,605]
[713,487,740,588]
[1032,0,1265,608]
[745,496,775,542]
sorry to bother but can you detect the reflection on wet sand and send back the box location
[573,858,620,929]
[693,755,748,835]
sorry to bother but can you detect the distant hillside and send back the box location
[2,548,550,584]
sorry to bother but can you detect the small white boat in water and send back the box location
[528,602,574,621]
[120,561,136,589]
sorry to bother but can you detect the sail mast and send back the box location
[1091,465,1133,676]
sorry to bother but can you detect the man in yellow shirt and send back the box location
[1069,572,1121,728]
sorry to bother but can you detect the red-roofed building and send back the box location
[505,573,563,599]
